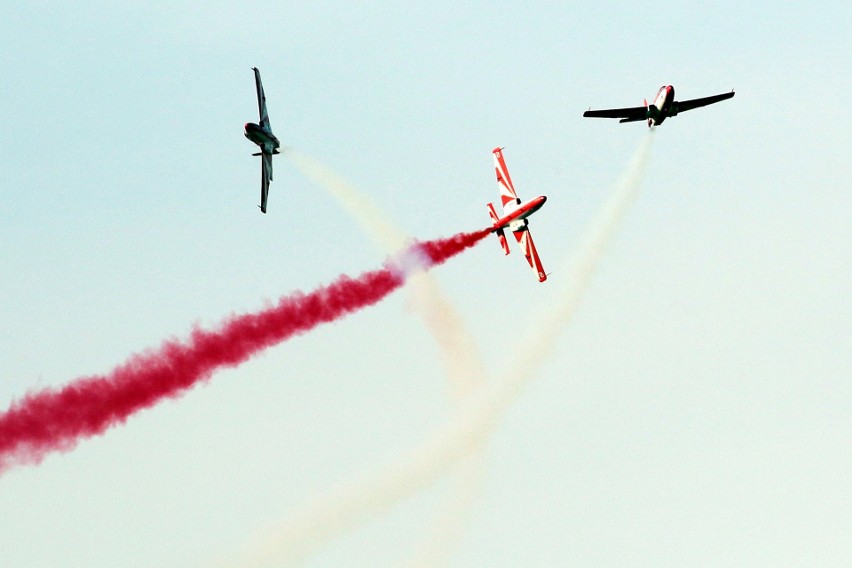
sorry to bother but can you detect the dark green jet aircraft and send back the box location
[244,67,281,213]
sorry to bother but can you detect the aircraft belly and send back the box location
[246,127,278,149]
[245,132,264,146]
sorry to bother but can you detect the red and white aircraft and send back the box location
[486,147,548,282]
[583,85,735,127]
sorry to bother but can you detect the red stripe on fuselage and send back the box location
[492,195,546,229]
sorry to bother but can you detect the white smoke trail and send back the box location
[403,133,654,567]
[282,149,489,565]
[285,149,409,253]
[403,453,487,568]
[286,149,487,400]
[218,133,653,567]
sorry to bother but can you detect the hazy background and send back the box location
[1,1,850,566]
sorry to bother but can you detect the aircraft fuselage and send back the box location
[646,85,675,126]
[491,195,547,230]
[244,122,280,154]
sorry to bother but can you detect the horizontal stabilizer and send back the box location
[495,228,510,255]
[486,202,500,224]
[487,202,510,255]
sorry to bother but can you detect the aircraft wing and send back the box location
[672,90,735,115]
[493,147,519,207]
[252,67,271,128]
[512,225,547,282]
[259,152,272,213]
[583,105,647,122]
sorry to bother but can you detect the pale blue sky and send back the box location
[1,2,850,567]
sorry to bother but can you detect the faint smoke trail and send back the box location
[287,148,487,401]
[286,149,408,253]
[404,454,487,568]
[496,131,655,398]
[0,230,488,475]
[288,149,488,565]
[222,133,654,567]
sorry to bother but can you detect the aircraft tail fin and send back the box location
[493,228,510,256]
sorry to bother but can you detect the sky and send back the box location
[1,1,850,566]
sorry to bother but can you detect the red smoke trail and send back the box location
[0,229,489,475]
